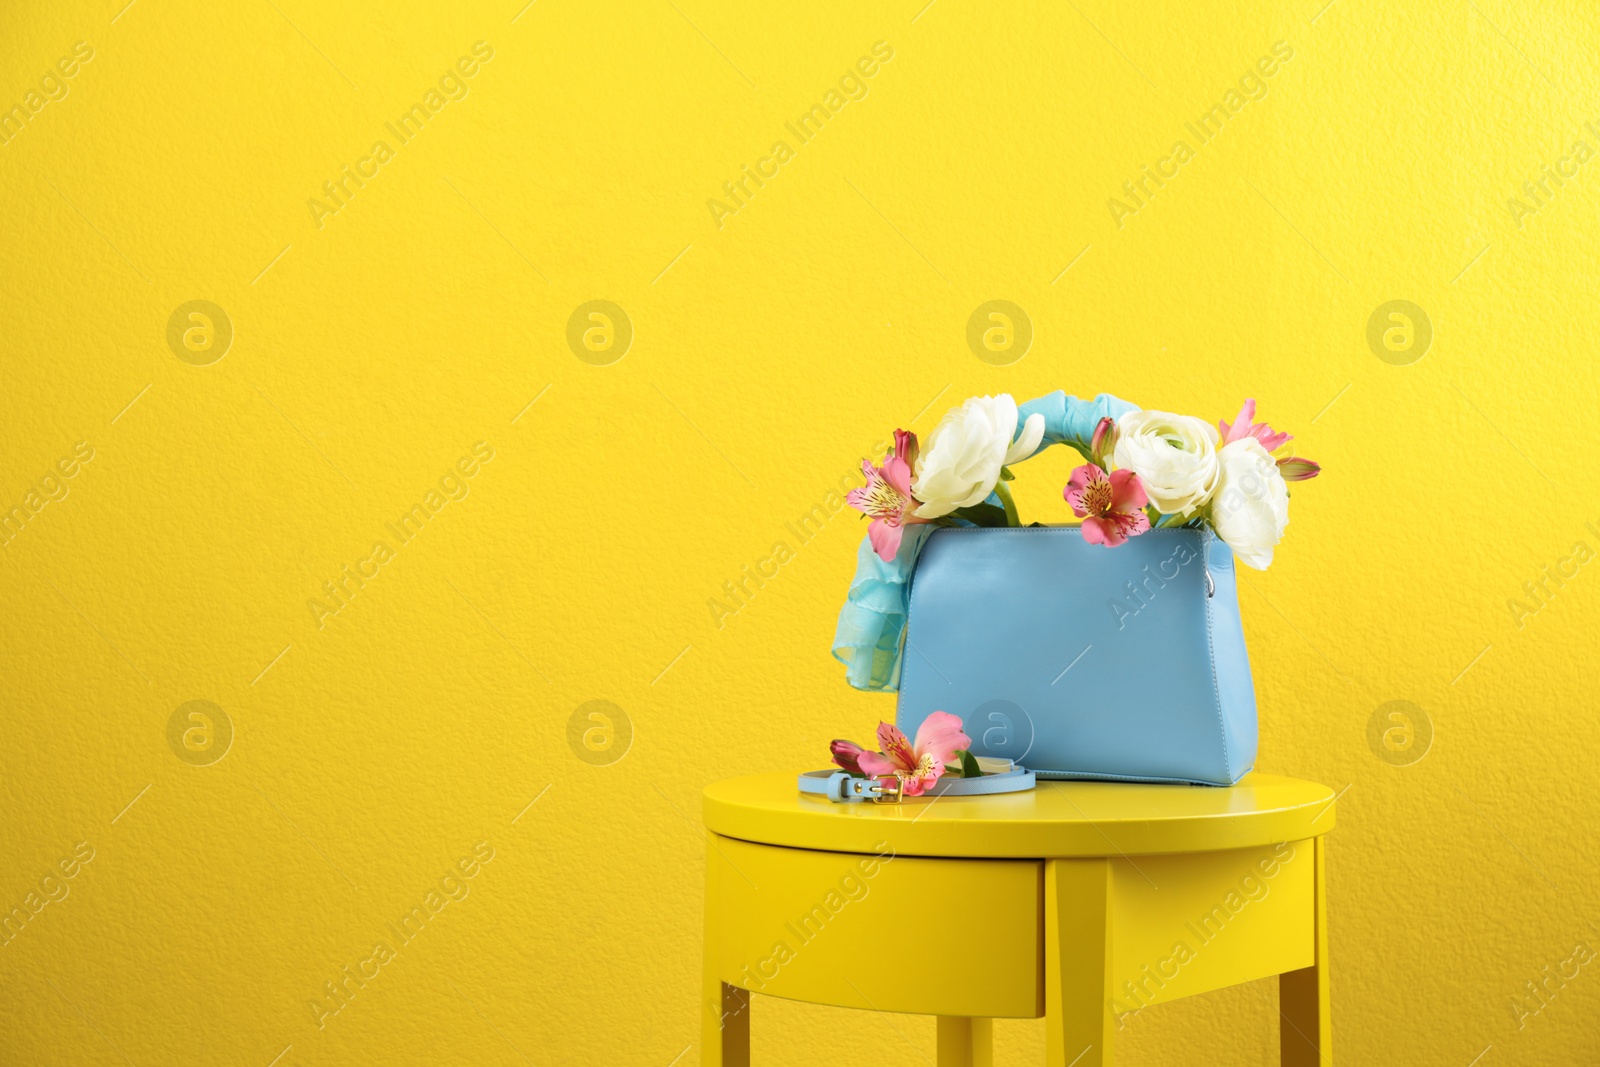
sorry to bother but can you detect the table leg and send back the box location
[704,829,749,1067]
[701,977,749,1067]
[1279,836,1331,1065]
[936,1016,993,1066]
[1045,858,1115,1066]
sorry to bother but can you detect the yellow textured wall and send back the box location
[2,0,1597,1063]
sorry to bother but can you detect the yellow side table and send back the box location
[701,772,1335,1066]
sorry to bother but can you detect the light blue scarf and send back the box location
[831,391,1137,691]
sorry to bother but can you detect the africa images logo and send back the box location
[706,41,895,230]
[306,42,495,229]
[1106,41,1294,229]
[307,442,495,630]
[1505,120,1600,230]
[0,40,94,147]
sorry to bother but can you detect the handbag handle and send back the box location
[1012,391,1138,466]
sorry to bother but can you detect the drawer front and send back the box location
[706,834,1042,1018]
[1108,839,1315,1012]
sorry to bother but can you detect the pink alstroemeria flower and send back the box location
[1277,456,1321,481]
[846,428,930,562]
[1219,398,1293,452]
[1090,416,1116,467]
[1065,463,1151,547]
[832,712,971,796]
[1219,400,1320,481]
[829,739,867,775]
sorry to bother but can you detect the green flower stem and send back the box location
[993,479,1021,527]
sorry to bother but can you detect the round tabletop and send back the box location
[703,771,1336,859]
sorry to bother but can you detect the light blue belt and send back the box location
[797,767,1036,804]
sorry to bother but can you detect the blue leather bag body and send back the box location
[895,525,1257,786]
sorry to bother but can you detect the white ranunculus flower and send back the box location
[912,394,1045,519]
[1209,438,1290,569]
[1111,409,1220,516]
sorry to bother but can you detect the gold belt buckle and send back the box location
[868,776,903,803]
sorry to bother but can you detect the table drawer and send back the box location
[1108,841,1315,1010]
[705,834,1042,1018]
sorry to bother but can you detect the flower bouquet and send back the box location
[847,393,1317,569]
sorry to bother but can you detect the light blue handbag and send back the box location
[895,524,1257,785]
[831,391,1260,786]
